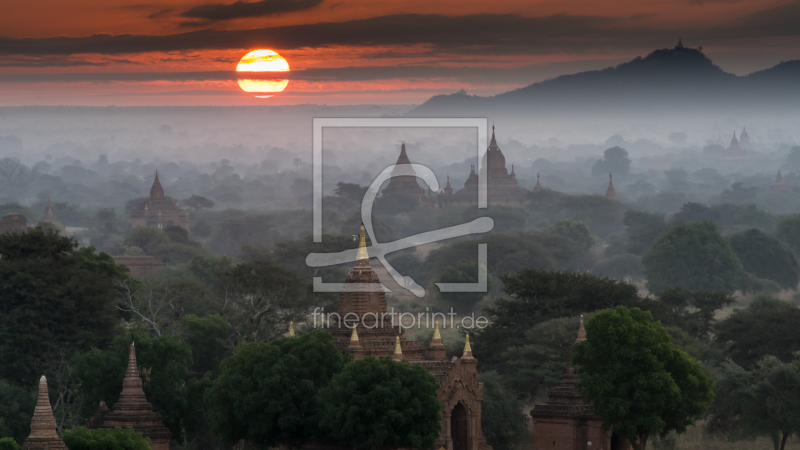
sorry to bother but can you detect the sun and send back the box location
[236,49,290,98]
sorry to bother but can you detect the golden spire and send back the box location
[351,327,359,342]
[463,334,472,353]
[356,225,368,261]
[393,335,403,360]
[433,321,441,340]
[288,321,295,337]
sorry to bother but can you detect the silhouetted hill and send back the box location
[411,42,800,116]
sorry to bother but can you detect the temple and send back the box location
[327,226,488,450]
[382,144,427,200]
[86,343,172,450]
[442,126,529,206]
[605,174,617,200]
[39,198,60,226]
[22,376,67,450]
[530,317,629,450]
[739,126,751,150]
[771,170,792,193]
[722,131,747,160]
[0,213,27,234]
[130,172,190,229]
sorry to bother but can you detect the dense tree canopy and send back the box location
[642,221,743,293]
[547,219,594,250]
[207,330,345,449]
[727,228,799,289]
[319,356,442,450]
[479,371,529,450]
[572,307,714,450]
[591,146,631,176]
[62,427,151,450]
[776,214,800,257]
[473,269,641,373]
[708,356,800,450]
[0,227,124,384]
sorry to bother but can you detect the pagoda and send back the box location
[771,170,792,193]
[130,172,190,229]
[530,317,629,450]
[87,343,172,450]
[722,131,747,160]
[382,143,427,200]
[39,198,60,226]
[446,125,529,206]
[328,226,488,450]
[605,173,617,200]
[22,376,67,450]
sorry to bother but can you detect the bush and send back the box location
[62,427,150,450]
[0,438,21,450]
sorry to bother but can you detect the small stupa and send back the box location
[22,376,67,450]
[89,343,172,450]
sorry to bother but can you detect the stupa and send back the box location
[605,173,617,200]
[39,198,60,226]
[22,376,67,450]
[88,343,172,450]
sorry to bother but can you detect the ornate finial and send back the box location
[350,327,359,342]
[576,314,587,342]
[464,334,472,353]
[288,321,295,337]
[356,225,368,261]
[394,336,402,355]
[433,321,441,340]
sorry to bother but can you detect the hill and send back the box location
[411,41,800,116]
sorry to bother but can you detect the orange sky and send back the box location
[2,0,799,105]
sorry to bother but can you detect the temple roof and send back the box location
[605,173,617,200]
[150,171,165,199]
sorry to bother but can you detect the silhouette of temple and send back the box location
[739,126,751,150]
[382,143,428,200]
[130,172,190,229]
[22,376,67,450]
[86,343,172,450]
[442,126,529,206]
[39,198,60,226]
[722,131,747,160]
[771,170,792,193]
[327,226,488,450]
[605,174,617,200]
[530,317,629,450]
[0,213,27,234]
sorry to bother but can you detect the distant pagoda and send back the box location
[605,173,617,200]
[39,198,60,226]
[130,171,190,229]
[381,143,427,200]
[87,343,172,450]
[22,376,67,450]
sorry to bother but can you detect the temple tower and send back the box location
[381,143,426,200]
[130,171,190,229]
[605,173,617,200]
[39,198,60,226]
[22,376,67,450]
[89,343,172,450]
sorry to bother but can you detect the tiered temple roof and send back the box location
[88,343,172,450]
[22,376,67,450]
[130,172,190,229]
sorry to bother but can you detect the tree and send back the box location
[546,219,594,250]
[591,146,631,176]
[727,228,799,289]
[707,356,800,450]
[434,260,494,313]
[374,193,419,215]
[623,210,670,255]
[334,182,368,203]
[0,227,122,384]
[206,330,345,449]
[62,426,151,450]
[124,227,168,254]
[0,380,35,443]
[181,195,215,212]
[0,438,21,450]
[642,221,743,293]
[181,314,230,377]
[480,371,530,450]
[473,269,641,373]
[90,208,122,236]
[0,157,37,189]
[671,202,719,225]
[572,307,714,450]
[714,296,800,368]
[590,254,644,282]
[654,288,733,339]
[319,356,442,450]
[776,214,800,258]
[217,261,309,344]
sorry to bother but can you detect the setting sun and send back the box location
[236,49,290,98]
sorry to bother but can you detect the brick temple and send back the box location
[22,376,67,450]
[86,343,172,450]
[327,226,488,450]
[530,317,629,450]
[130,171,190,229]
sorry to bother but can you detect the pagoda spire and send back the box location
[393,336,403,360]
[288,321,295,337]
[349,327,361,349]
[605,173,617,200]
[355,224,369,265]
[462,334,474,359]
[22,375,66,450]
[576,315,587,343]
[150,171,165,199]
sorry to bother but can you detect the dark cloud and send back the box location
[1,8,799,58]
[148,8,175,19]
[180,0,323,21]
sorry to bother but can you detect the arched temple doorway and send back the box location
[451,403,469,450]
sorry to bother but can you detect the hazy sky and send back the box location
[2,0,800,106]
